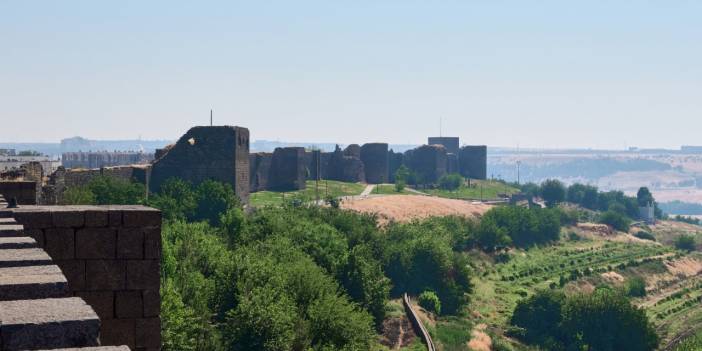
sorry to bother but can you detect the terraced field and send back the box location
[454,228,702,351]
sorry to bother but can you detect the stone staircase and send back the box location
[0,195,131,351]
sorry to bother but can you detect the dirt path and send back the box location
[360,184,376,197]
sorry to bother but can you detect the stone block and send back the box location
[56,260,86,291]
[108,209,123,226]
[52,210,85,228]
[122,208,161,228]
[117,228,144,259]
[116,290,144,318]
[76,291,114,319]
[142,288,160,317]
[76,228,117,259]
[0,224,24,237]
[86,260,125,290]
[25,228,45,247]
[0,297,100,350]
[0,217,17,224]
[143,227,161,260]
[100,318,136,349]
[0,236,37,249]
[135,318,161,349]
[12,210,52,228]
[0,265,68,300]
[0,248,53,268]
[45,228,76,260]
[85,209,109,227]
[126,260,159,290]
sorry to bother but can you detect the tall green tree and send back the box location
[540,179,566,207]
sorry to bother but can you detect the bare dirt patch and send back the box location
[665,257,702,277]
[601,271,625,283]
[341,195,492,224]
[379,316,416,349]
[467,327,492,351]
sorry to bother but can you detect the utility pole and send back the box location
[517,160,521,185]
[210,109,213,126]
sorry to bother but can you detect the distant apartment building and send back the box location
[0,149,16,156]
[61,151,155,169]
[0,155,60,173]
[681,146,702,154]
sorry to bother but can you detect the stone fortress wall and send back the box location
[5,126,488,206]
[0,199,161,351]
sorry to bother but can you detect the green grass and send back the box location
[249,180,366,207]
[428,316,473,351]
[373,184,414,195]
[424,179,519,201]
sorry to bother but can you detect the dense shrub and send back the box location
[62,175,145,205]
[418,290,442,315]
[540,179,566,207]
[599,210,632,232]
[511,289,659,351]
[627,276,647,297]
[481,206,561,248]
[674,235,696,252]
[634,231,656,241]
[438,173,463,191]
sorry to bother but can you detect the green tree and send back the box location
[626,276,647,297]
[637,187,655,207]
[193,180,239,225]
[148,178,196,220]
[540,179,566,207]
[561,289,658,351]
[61,186,96,205]
[599,210,632,232]
[341,245,391,329]
[510,290,565,347]
[87,175,145,205]
[438,173,463,191]
[474,215,511,252]
[418,290,442,315]
[394,165,410,192]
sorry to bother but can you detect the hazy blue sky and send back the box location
[1,1,700,148]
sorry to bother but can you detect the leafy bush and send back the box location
[626,276,647,297]
[61,186,96,205]
[540,179,566,207]
[634,231,656,241]
[674,235,696,252]
[480,206,562,248]
[438,173,463,191]
[599,210,632,232]
[511,289,658,351]
[418,291,442,315]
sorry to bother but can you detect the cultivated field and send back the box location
[341,194,492,224]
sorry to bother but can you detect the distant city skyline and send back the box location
[1,1,701,148]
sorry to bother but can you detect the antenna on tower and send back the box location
[210,109,213,126]
[439,117,443,137]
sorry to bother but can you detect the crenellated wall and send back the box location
[1,205,162,351]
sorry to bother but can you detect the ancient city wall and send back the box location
[150,126,250,204]
[269,147,307,191]
[360,143,389,184]
[459,145,487,180]
[405,145,448,184]
[249,153,272,192]
[1,205,162,350]
[427,137,459,155]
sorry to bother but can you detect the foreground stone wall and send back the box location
[2,205,162,350]
[150,126,250,204]
[360,143,389,184]
[459,145,487,180]
[0,181,38,205]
